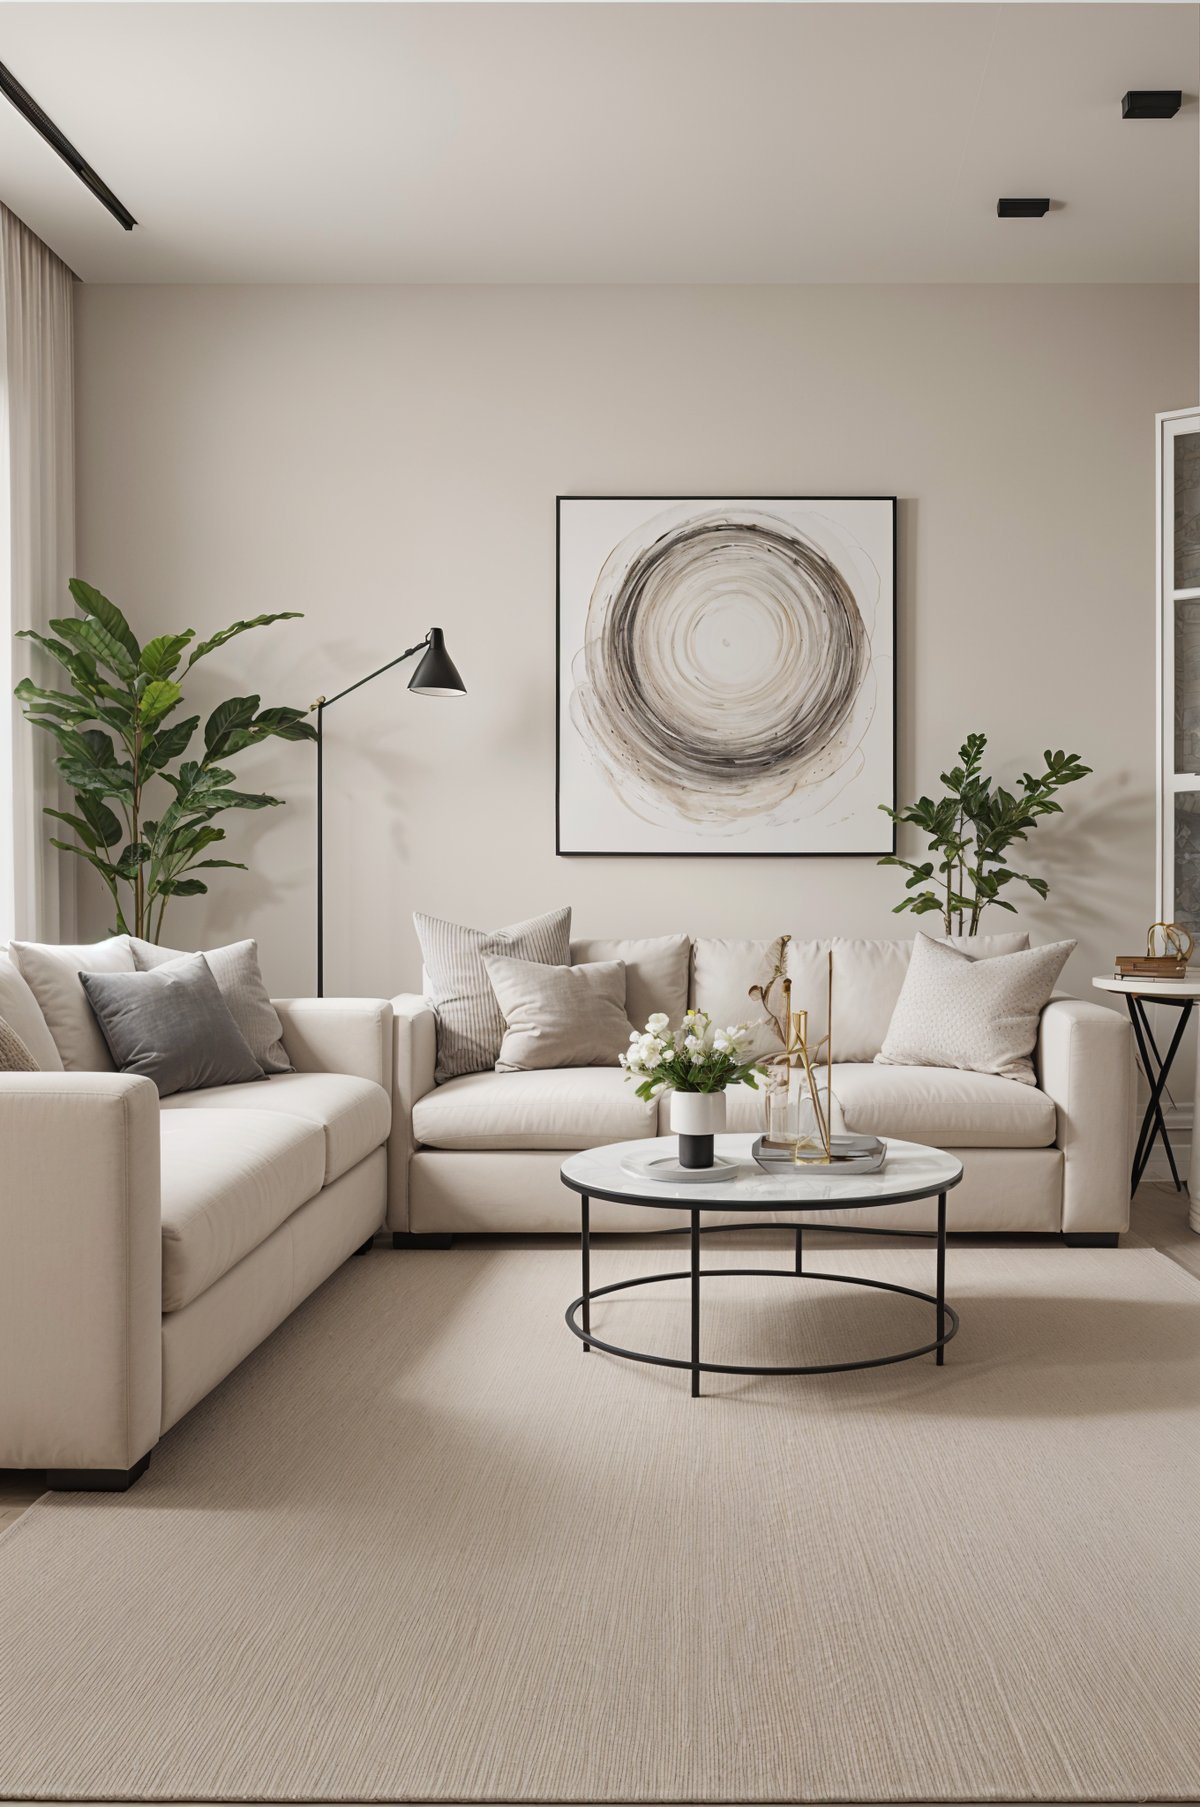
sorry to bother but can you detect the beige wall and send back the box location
[74,283,1195,1004]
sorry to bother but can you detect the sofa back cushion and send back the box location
[570,934,690,1032]
[10,936,135,1071]
[0,951,63,1071]
[786,932,1031,1063]
[690,937,790,1062]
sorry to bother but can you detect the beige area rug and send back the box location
[1,1239,1199,1803]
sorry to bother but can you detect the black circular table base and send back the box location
[566,1262,959,1377]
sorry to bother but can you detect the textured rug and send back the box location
[1,1239,1199,1803]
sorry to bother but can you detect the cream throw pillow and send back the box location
[485,955,636,1072]
[415,905,572,1082]
[0,1016,38,1071]
[877,933,1075,1085]
[130,937,292,1074]
[10,936,136,1071]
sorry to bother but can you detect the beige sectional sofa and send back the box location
[0,954,392,1490]
[387,933,1136,1243]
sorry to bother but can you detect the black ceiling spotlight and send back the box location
[1122,90,1183,119]
[997,199,1051,218]
[0,59,136,230]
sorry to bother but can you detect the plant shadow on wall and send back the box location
[878,732,1091,934]
[14,581,316,942]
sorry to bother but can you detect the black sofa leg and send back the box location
[1064,1233,1120,1247]
[46,1452,151,1492]
[392,1231,455,1249]
[352,1235,376,1256]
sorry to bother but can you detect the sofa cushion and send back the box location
[786,932,1031,1063]
[570,935,690,1032]
[690,937,789,1061]
[10,936,135,1071]
[161,1071,390,1183]
[830,1062,1056,1149]
[413,1068,657,1151]
[159,1109,326,1311]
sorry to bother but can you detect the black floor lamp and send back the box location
[312,628,465,996]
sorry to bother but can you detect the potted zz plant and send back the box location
[620,1009,765,1170]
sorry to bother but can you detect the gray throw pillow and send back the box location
[129,937,292,1074]
[80,953,266,1098]
[485,955,636,1072]
[414,905,572,1082]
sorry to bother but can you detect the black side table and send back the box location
[1093,976,1200,1192]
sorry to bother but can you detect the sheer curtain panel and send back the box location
[0,204,76,942]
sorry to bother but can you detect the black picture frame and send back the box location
[555,494,898,858]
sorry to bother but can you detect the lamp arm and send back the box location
[311,635,431,712]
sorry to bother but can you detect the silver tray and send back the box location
[751,1134,886,1175]
[619,1151,746,1186]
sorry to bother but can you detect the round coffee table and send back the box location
[559,1133,963,1396]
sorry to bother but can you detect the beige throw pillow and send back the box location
[876,933,1075,1085]
[485,955,636,1072]
[415,905,572,1082]
[0,1016,39,1071]
[130,937,292,1074]
[10,936,136,1071]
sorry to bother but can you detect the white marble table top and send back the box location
[1093,974,1200,999]
[560,1134,963,1212]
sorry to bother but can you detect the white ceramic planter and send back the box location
[669,1089,727,1168]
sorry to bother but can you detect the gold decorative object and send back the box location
[765,952,834,1163]
[1115,922,1194,981]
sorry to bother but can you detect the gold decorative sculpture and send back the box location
[766,951,834,1163]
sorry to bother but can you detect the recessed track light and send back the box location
[0,59,136,230]
[996,199,1050,218]
[1122,90,1183,119]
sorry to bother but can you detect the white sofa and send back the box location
[0,967,392,1491]
[386,934,1136,1243]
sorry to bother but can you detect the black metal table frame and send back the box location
[1123,992,1193,1194]
[562,1174,961,1397]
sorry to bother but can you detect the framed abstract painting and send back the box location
[556,495,896,856]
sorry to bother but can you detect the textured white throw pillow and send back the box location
[787,932,1031,1063]
[876,933,1075,1085]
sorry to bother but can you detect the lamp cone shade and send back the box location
[408,627,466,697]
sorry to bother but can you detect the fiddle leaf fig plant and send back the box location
[15,579,316,941]
[879,732,1091,935]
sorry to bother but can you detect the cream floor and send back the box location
[1,1177,1195,1535]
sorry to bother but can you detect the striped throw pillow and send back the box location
[414,907,572,1082]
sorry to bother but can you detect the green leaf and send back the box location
[17,630,100,693]
[50,615,137,681]
[203,694,259,759]
[141,715,198,774]
[43,808,100,851]
[185,613,303,671]
[183,858,247,872]
[75,794,124,847]
[157,877,208,897]
[139,679,182,725]
[139,632,194,679]
[68,580,141,663]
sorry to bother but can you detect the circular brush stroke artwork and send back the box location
[569,503,882,836]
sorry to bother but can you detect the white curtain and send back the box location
[0,204,76,943]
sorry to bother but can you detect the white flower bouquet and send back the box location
[619,1009,767,1103]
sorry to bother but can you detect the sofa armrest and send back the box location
[1037,996,1135,1235]
[0,1072,161,1472]
[387,993,437,1232]
[273,997,393,1091]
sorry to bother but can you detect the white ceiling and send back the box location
[0,1,1195,283]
